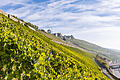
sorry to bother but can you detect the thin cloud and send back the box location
[1,0,120,49]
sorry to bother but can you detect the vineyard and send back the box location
[0,13,109,80]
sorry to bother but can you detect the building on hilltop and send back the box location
[46,28,74,40]
[66,35,74,39]
[62,35,74,41]
[53,33,62,38]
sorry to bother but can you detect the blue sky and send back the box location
[1,0,120,50]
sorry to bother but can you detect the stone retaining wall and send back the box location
[0,10,25,25]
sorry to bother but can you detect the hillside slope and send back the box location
[37,30,68,44]
[0,13,109,79]
[67,38,120,62]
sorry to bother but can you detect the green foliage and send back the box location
[0,13,109,80]
[25,22,38,30]
[95,55,108,69]
[40,29,46,32]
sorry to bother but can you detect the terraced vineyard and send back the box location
[0,13,109,80]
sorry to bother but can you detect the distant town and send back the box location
[47,29,74,41]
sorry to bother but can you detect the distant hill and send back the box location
[66,38,120,62]
[110,49,120,54]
